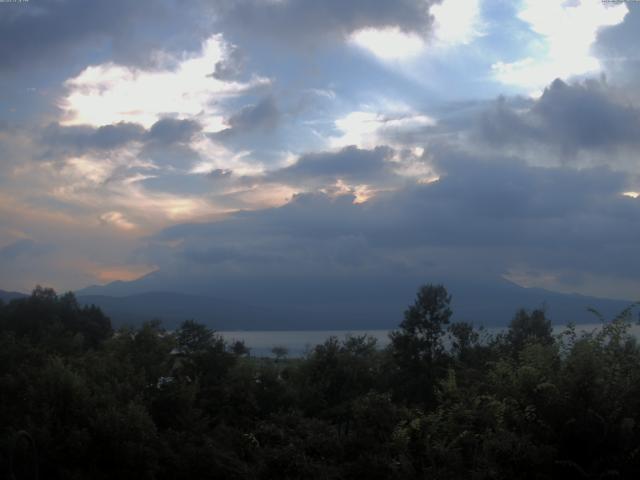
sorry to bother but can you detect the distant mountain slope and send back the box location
[2,282,635,330]
[0,289,27,303]
[76,275,636,330]
[77,292,307,330]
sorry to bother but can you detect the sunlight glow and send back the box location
[90,264,157,283]
[233,183,300,209]
[321,179,378,204]
[331,110,436,149]
[417,175,440,185]
[49,153,226,230]
[492,0,627,92]
[349,27,425,61]
[64,157,114,185]
[99,211,137,231]
[61,35,269,129]
[431,0,484,46]
[189,136,266,176]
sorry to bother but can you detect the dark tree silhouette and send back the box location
[506,307,553,352]
[389,284,452,406]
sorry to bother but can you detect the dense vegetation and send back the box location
[1,284,639,479]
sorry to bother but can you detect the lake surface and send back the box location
[219,330,391,357]
[220,323,640,357]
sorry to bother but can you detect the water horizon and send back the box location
[219,322,640,357]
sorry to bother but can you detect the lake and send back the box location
[219,330,391,357]
[219,323,640,357]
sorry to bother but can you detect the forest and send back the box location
[1,284,640,479]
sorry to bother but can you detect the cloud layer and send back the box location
[1,0,639,302]
[138,146,640,299]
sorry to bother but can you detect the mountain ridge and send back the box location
[74,275,635,330]
[3,278,635,330]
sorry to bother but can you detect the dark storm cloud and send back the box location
[136,118,204,168]
[41,122,145,153]
[213,97,280,141]
[532,79,640,149]
[216,145,410,196]
[216,0,441,43]
[147,118,202,145]
[146,147,640,284]
[0,0,211,71]
[1,0,440,72]
[594,4,640,85]
[475,96,536,146]
[38,118,201,163]
[267,145,395,186]
[476,79,640,153]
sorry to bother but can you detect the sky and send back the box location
[1,0,639,300]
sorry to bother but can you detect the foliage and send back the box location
[389,284,452,406]
[1,286,640,479]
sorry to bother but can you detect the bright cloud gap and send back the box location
[491,0,627,94]
[60,35,270,130]
[349,27,425,61]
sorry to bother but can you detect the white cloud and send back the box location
[349,27,425,61]
[331,109,436,149]
[52,33,284,231]
[492,0,627,93]
[349,0,484,61]
[99,211,137,231]
[60,35,270,130]
[431,0,484,46]
[331,111,387,148]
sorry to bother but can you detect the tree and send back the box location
[389,284,452,406]
[231,340,250,357]
[174,320,235,410]
[176,320,216,355]
[271,345,289,362]
[448,321,479,360]
[506,308,553,353]
[391,284,452,363]
[0,287,111,349]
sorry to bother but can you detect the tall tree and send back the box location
[506,308,553,353]
[389,284,452,406]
